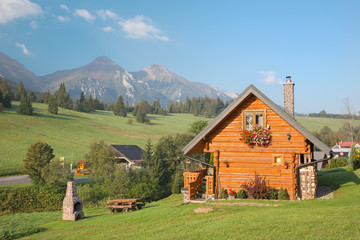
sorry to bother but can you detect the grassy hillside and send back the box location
[0,102,209,176]
[1,102,358,176]
[296,116,360,132]
[1,167,359,239]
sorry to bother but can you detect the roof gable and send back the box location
[182,84,331,154]
[110,145,144,161]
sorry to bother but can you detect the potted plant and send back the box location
[240,125,271,147]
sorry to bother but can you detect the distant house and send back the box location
[182,78,331,201]
[331,141,358,158]
[110,145,144,167]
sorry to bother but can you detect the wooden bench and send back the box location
[106,198,146,214]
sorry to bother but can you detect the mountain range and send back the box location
[0,52,238,106]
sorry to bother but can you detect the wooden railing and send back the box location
[205,175,214,195]
[183,169,207,200]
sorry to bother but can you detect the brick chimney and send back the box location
[283,76,295,117]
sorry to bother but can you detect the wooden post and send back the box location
[214,150,220,199]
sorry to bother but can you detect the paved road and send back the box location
[0,175,90,185]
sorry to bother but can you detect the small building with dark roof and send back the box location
[110,145,144,167]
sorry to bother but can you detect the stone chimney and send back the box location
[62,180,84,221]
[283,76,295,117]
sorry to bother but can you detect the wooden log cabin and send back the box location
[182,79,331,200]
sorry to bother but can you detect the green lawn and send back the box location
[0,102,209,176]
[1,168,359,239]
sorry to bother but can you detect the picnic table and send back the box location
[106,198,146,214]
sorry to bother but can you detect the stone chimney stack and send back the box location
[283,76,295,117]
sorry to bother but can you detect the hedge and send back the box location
[0,185,66,215]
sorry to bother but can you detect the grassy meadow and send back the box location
[295,116,360,132]
[1,101,358,176]
[1,167,359,239]
[0,102,209,176]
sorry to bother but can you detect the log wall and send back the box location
[203,95,310,199]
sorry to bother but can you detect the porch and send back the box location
[182,168,214,202]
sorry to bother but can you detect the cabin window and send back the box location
[273,154,284,165]
[243,110,266,130]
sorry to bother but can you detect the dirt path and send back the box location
[207,201,283,207]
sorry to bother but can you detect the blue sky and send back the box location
[0,0,359,114]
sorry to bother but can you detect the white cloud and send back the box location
[30,20,37,29]
[60,4,69,12]
[0,0,43,24]
[97,10,119,20]
[15,42,31,55]
[58,15,70,22]
[103,26,115,32]
[260,71,277,84]
[118,15,168,41]
[74,9,95,21]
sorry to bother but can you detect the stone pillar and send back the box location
[62,180,84,221]
[283,76,295,117]
[300,165,317,200]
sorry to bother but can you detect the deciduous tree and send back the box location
[23,142,55,185]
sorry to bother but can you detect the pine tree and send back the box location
[0,78,12,108]
[143,138,154,168]
[113,95,127,117]
[42,91,51,103]
[17,95,33,115]
[16,81,26,101]
[48,96,58,114]
[151,98,161,114]
[54,83,73,109]
[29,92,36,102]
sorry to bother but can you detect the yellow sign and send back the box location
[60,157,65,166]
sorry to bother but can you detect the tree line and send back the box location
[167,96,230,117]
[308,110,359,120]
[313,122,360,147]
[18,120,209,206]
[2,80,230,123]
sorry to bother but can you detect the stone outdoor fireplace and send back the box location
[62,180,84,221]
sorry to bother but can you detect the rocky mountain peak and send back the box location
[91,56,116,65]
[143,64,173,82]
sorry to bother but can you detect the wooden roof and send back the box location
[110,145,144,161]
[182,84,331,154]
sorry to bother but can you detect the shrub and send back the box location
[77,182,108,207]
[278,186,289,200]
[268,188,278,200]
[326,157,348,170]
[219,188,228,199]
[0,185,65,214]
[237,189,247,199]
[349,145,360,169]
[241,173,269,199]
[127,119,133,125]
